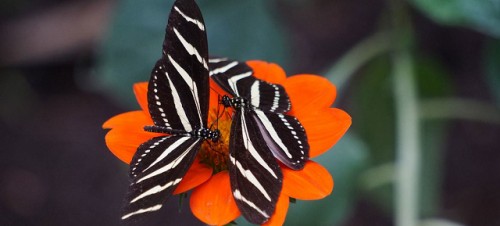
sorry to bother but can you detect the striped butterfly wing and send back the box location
[209,59,309,169]
[123,136,202,222]
[149,0,209,132]
[229,109,283,224]
[252,110,309,170]
[209,58,291,113]
[123,0,209,223]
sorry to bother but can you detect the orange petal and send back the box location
[283,74,337,115]
[104,128,158,164]
[103,110,156,163]
[298,108,351,158]
[209,79,221,110]
[104,128,157,164]
[190,171,240,225]
[207,79,233,124]
[282,161,334,200]
[173,159,213,195]
[133,82,149,115]
[102,111,153,130]
[246,60,287,84]
[262,192,289,226]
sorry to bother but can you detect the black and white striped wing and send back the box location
[123,0,209,223]
[148,0,209,132]
[252,110,309,170]
[229,109,283,224]
[123,135,202,222]
[210,58,308,169]
[209,58,291,113]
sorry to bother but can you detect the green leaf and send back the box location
[407,0,500,38]
[94,0,289,107]
[351,55,395,165]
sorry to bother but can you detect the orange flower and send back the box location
[103,61,351,225]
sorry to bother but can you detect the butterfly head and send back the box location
[220,95,232,108]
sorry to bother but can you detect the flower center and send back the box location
[198,108,232,173]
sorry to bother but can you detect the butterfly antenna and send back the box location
[224,110,232,119]
[215,96,221,130]
[209,94,225,129]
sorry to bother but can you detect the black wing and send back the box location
[148,0,209,132]
[209,58,291,113]
[122,135,202,222]
[229,109,283,224]
[123,0,209,223]
[252,110,309,170]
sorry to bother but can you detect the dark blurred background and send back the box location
[1,0,499,225]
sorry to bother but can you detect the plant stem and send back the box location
[392,48,420,226]
[388,0,419,225]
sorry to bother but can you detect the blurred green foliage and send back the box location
[408,0,500,38]
[349,54,453,216]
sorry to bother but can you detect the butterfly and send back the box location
[120,0,218,222]
[209,58,310,224]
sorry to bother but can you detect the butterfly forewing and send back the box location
[252,110,309,170]
[209,58,291,113]
[165,0,209,128]
[229,109,283,224]
[209,58,251,97]
[123,135,202,222]
[148,0,209,132]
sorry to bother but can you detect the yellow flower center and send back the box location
[198,108,232,173]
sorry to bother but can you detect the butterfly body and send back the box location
[144,125,220,142]
[221,95,251,110]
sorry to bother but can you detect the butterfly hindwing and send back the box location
[123,135,202,222]
[148,59,189,131]
[229,109,283,224]
[243,79,290,113]
[252,110,309,170]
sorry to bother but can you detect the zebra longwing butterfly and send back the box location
[121,0,217,222]
[209,58,310,224]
